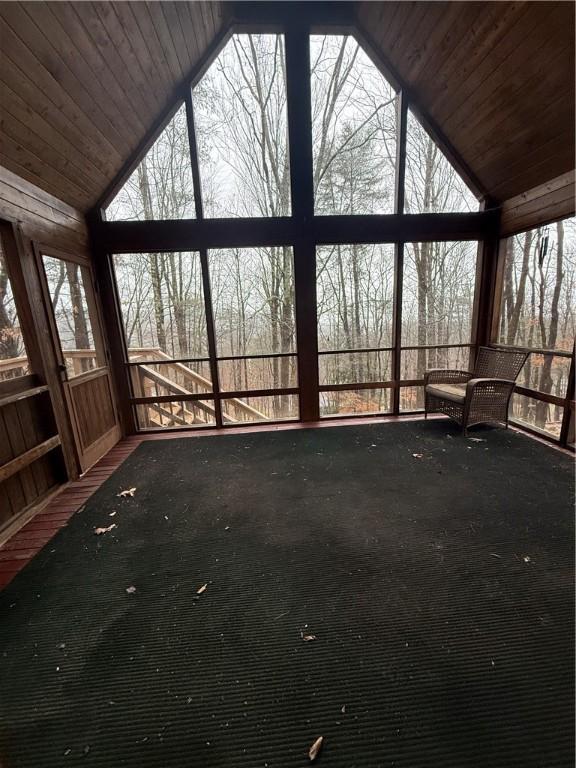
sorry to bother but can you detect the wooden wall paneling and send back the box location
[1,402,38,506]
[0,81,109,193]
[0,134,93,212]
[144,1,185,82]
[112,2,170,108]
[491,130,575,203]
[500,171,576,236]
[0,15,122,178]
[448,42,571,159]
[0,111,96,200]
[0,4,129,154]
[402,3,472,85]
[47,1,148,138]
[0,412,24,525]
[0,167,89,250]
[22,2,139,149]
[91,1,163,117]
[429,5,546,124]
[159,2,190,79]
[174,2,199,70]
[125,2,175,98]
[0,54,117,185]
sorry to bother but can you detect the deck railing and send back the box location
[0,349,267,428]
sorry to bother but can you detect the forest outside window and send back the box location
[194,35,290,219]
[400,240,479,411]
[0,231,29,382]
[404,110,478,214]
[113,251,213,430]
[497,216,575,437]
[209,246,298,422]
[105,105,195,222]
[311,35,398,216]
[317,243,394,416]
[42,255,102,379]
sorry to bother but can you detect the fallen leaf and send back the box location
[523,556,531,563]
[468,437,486,443]
[117,487,136,498]
[490,553,502,559]
[109,511,117,517]
[94,524,117,535]
[412,453,424,459]
[309,736,323,761]
[303,634,317,642]
[341,704,346,714]
[126,586,136,594]
[197,583,208,594]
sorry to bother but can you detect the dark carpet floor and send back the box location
[0,421,574,768]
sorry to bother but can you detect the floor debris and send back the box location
[94,524,117,535]
[309,736,323,761]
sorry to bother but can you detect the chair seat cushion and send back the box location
[426,382,467,403]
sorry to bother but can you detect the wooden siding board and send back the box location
[23,2,140,149]
[0,3,130,153]
[92,1,163,116]
[0,18,122,175]
[49,1,149,136]
[0,54,118,183]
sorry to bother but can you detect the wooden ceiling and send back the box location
[356,1,575,203]
[0,1,226,211]
[0,1,573,212]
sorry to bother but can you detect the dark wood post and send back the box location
[285,21,319,421]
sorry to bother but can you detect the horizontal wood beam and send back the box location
[500,170,575,236]
[0,384,49,409]
[92,211,499,253]
[0,435,61,484]
[232,2,355,28]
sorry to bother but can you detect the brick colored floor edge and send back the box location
[0,413,570,590]
[0,441,139,590]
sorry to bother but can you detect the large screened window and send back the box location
[400,240,479,410]
[0,231,29,381]
[317,244,394,415]
[497,216,575,438]
[100,26,501,435]
[106,105,195,222]
[210,246,297,421]
[113,252,214,430]
[112,247,299,429]
[194,35,290,219]
[311,36,398,216]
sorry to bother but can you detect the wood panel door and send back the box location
[38,248,120,473]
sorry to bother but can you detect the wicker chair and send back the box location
[424,346,528,434]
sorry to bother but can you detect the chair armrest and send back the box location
[424,369,473,386]
[466,377,515,390]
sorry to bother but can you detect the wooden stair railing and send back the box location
[130,349,267,425]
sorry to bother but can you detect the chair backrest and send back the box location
[473,346,528,381]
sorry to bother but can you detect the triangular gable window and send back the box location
[105,104,195,221]
[404,109,478,213]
